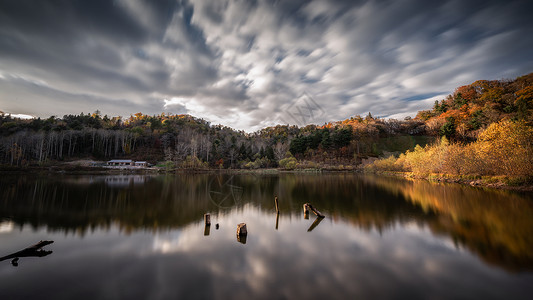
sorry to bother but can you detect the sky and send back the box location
[0,0,532,132]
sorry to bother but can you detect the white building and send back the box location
[107,159,134,166]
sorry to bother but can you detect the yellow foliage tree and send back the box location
[369,120,533,177]
[476,120,533,176]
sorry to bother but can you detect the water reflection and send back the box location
[307,216,324,232]
[0,174,532,272]
[362,175,533,271]
[0,174,532,299]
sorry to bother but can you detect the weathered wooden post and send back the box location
[303,203,310,219]
[204,213,211,236]
[274,196,280,214]
[236,223,247,244]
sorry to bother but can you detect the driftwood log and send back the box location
[304,203,325,218]
[0,240,54,266]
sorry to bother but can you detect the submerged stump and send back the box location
[303,203,310,219]
[236,223,248,244]
[236,223,247,236]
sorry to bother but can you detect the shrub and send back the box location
[279,156,298,170]
[181,156,208,169]
[367,120,533,177]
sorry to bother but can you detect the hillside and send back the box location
[367,73,533,181]
[416,72,533,140]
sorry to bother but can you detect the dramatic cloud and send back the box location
[1,0,532,131]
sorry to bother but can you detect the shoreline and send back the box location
[2,164,532,192]
[365,170,533,192]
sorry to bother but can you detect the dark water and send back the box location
[0,173,532,300]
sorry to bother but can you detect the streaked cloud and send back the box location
[1,0,531,131]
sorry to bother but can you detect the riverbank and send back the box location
[365,170,533,192]
[0,158,358,175]
[0,164,347,175]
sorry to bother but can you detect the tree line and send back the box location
[1,72,532,171]
[0,110,429,169]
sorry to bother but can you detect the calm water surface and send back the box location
[0,173,532,299]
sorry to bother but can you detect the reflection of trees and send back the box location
[1,174,420,234]
[0,175,216,234]
[365,175,533,272]
[0,174,282,234]
[1,174,532,271]
[276,173,433,232]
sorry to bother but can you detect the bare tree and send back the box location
[274,142,289,160]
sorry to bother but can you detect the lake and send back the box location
[1,173,532,299]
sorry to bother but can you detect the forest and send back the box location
[1,72,532,177]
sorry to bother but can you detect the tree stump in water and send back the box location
[236,223,248,244]
[236,223,247,236]
[274,196,280,213]
[303,203,310,219]
[237,234,247,244]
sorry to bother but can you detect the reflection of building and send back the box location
[107,160,148,168]
[0,221,14,233]
[104,175,147,187]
